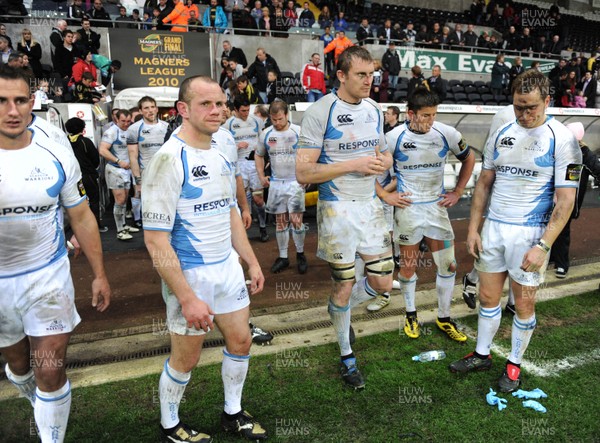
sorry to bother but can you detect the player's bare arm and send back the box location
[521,187,576,272]
[296,146,387,184]
[127,143,142,184]
[230,208,264,295]
[466,168,495,259]
[439,150,475,207]
[254,153,270,188]
[66,201,111,311]
[144,230,215,332]
[235,175,252,229]
[99,141,129,169]
[375,180,413,208]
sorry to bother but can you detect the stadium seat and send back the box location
[473,81,485,88]
[461,80,474,87]
[454,92,467,102]
[481,94,495,104]
[467,93,481,102]
[464,85,477,94]
[442,99,456,104]
[451,85,465,94]
[443,164,457,190]
[393,90,408,102]
[280,71,294,79]
[477,85,490,94]
[396,83,408,91]
[448,79,460,88]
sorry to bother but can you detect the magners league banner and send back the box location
[109,29,211,90]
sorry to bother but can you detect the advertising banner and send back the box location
[109,29,211,90]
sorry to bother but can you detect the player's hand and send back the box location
[241,208,252,229]
[238,141,249,150]
[260,176,270,187]
[383,191,413,208]
[247,263,264,295]
[68,234,82,258]
[91,275,111,312]
[438,190,461,207]
[466,231,483,259]
[521,246,547,273]
[181,298,215,332]
[354,153,385,176]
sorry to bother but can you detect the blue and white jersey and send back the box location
[212,126,240,176]
[29,114,71,149]
[256,123,301,181]
[101,124,129,166]
[126,119,169,171]
[483,116,582,226]
[387,121,469,204]
[0,138,86,278]
[142,136,237,269]
[298,92,387,201]
[223,114,264,162]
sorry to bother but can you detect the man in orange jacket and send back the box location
[324,30,354,66]
[161,0,189,32]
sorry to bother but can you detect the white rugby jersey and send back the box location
[101,124,129,165]
[0,138,86,278]
[126,119,169,170]
[298,92,387,201]
[483,116,582,226]
[212,126,240,176]
[256,123,301,181]
[387,121,470,204]
[223,114,264,162]
[29,114,71,149]
[142,136,237,269]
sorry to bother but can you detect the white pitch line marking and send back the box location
[458,324,600,377]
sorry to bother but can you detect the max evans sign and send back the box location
[395,48,555,74]
[109,29,210,89]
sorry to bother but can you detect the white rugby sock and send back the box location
[354,254,365,284]
[400,274,418,313]
[328,300,352,356]
[114,204,126,232]
[349,276,377,308]
[256,204,267,228]
[222,349,249,415]
[509,314,536,364]
[275,227,290,258]
[131,197,141,222]
[467,268,479,284]
[5,364,36,407]
[159,359,191,429]
[34,380,71,443]
[475,304,502,356]
[437,272,455,318]
[291,226,305,253]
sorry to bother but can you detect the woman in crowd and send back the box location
[17,28,43,79]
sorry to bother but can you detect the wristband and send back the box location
[535,240,550,253]
[135,176,142,185]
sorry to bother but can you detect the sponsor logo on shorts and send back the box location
[46,320,66,332]
[332,253,344,260]
[336,114,354,125]
[25,167,51,182]
[237,287,249,301]
[398,234,409,241]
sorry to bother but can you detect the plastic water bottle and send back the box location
[412,350,446,362]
